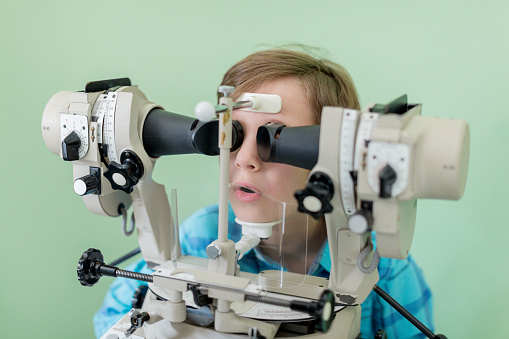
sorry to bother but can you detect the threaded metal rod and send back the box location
[115,269,154,283]
[246,294,324,319]
[246,295,292,308]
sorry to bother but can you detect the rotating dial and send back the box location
[60,114,89,160]
[367,141,410,198]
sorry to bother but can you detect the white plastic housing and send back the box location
[237,93,282,113]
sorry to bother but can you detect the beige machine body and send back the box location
[42,84,469,339]
[307,103,469,309]
[42,87,175,267]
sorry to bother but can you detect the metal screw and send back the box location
[218,85,235,98]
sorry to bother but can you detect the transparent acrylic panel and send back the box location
[229,183,309,288]
[170,181,311,288]
[170,181,220,265]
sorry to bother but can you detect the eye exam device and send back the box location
[42,78,468,339]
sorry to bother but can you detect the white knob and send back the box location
[194,101,217,122]
[73,179,88,196]
[303,196,322,212]
[112,173,127,186]
[348,213,370,234]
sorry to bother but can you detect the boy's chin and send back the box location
[232,203,281,224]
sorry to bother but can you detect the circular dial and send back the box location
[367,141,410,197]
[60,114,89,159]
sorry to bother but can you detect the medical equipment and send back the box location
[257,94,469,302]
[42,78,469,338]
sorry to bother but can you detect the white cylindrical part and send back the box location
[236,218,279,239]
[73,179,87,196]
[218,148,229,242]
[348,214,370,234]
[217,96,233,242]
[169,290,183,303]
[235,233,261,259]
[236,93,282,113]
[41,91,73,156]
[408,116,470,200]
[218,99,233,149]
[217,299,231,313]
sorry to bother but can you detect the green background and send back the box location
[1,1,508,338]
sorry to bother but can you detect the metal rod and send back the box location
[215,100,252,113]
[217,91,234,242]
[373,284,437,338]
[245,295,292,308]
[233,100,252,110]
[115,268,154,283]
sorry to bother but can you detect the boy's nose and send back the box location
[234,135,262,171]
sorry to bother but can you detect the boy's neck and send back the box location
[259,217,326,274]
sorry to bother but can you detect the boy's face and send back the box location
[229,77,315,225]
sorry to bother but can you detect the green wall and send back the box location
[1,1,508,338]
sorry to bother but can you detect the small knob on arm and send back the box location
[294,172,334,220]
[62,131,81,161]
[74,174,100,196]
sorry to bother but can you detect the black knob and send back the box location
[314,290,335,332]
[104,150,144,194]
[294,172,334,220]
[77,248,119,287]
[74,174,100,196]
[288,289,335,333]
[77,248,106,287]
[379,164,397,198]
[62,131,81,161]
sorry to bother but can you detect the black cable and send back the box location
[373,284,444,339]
[108,247,141,267]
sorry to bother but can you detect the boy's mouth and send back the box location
[232,183,262,203]
[240,186,256,193]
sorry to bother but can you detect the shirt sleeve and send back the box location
[360,255,434,339]
[92,259,151,338]
[93,204,231,338]
[179,205,220,258]
[179,203,241,257]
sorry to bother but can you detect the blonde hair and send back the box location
[221,48,360,123]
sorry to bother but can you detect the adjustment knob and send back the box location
[194,101,217,122]
[294,172,334,220]
[77,248,105,287]
[104,150,144,194]
[315,290,335,332]
[379,164,397,198]
[74,174,100,196]
[218,85,235,97]
[206,244,221,259]
[348,209,373,234]
[62,131,81,161]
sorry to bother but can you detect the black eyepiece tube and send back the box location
[257,123,320,170]
[142,109,244,157]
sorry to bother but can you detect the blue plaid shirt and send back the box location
[94,204,434,338]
